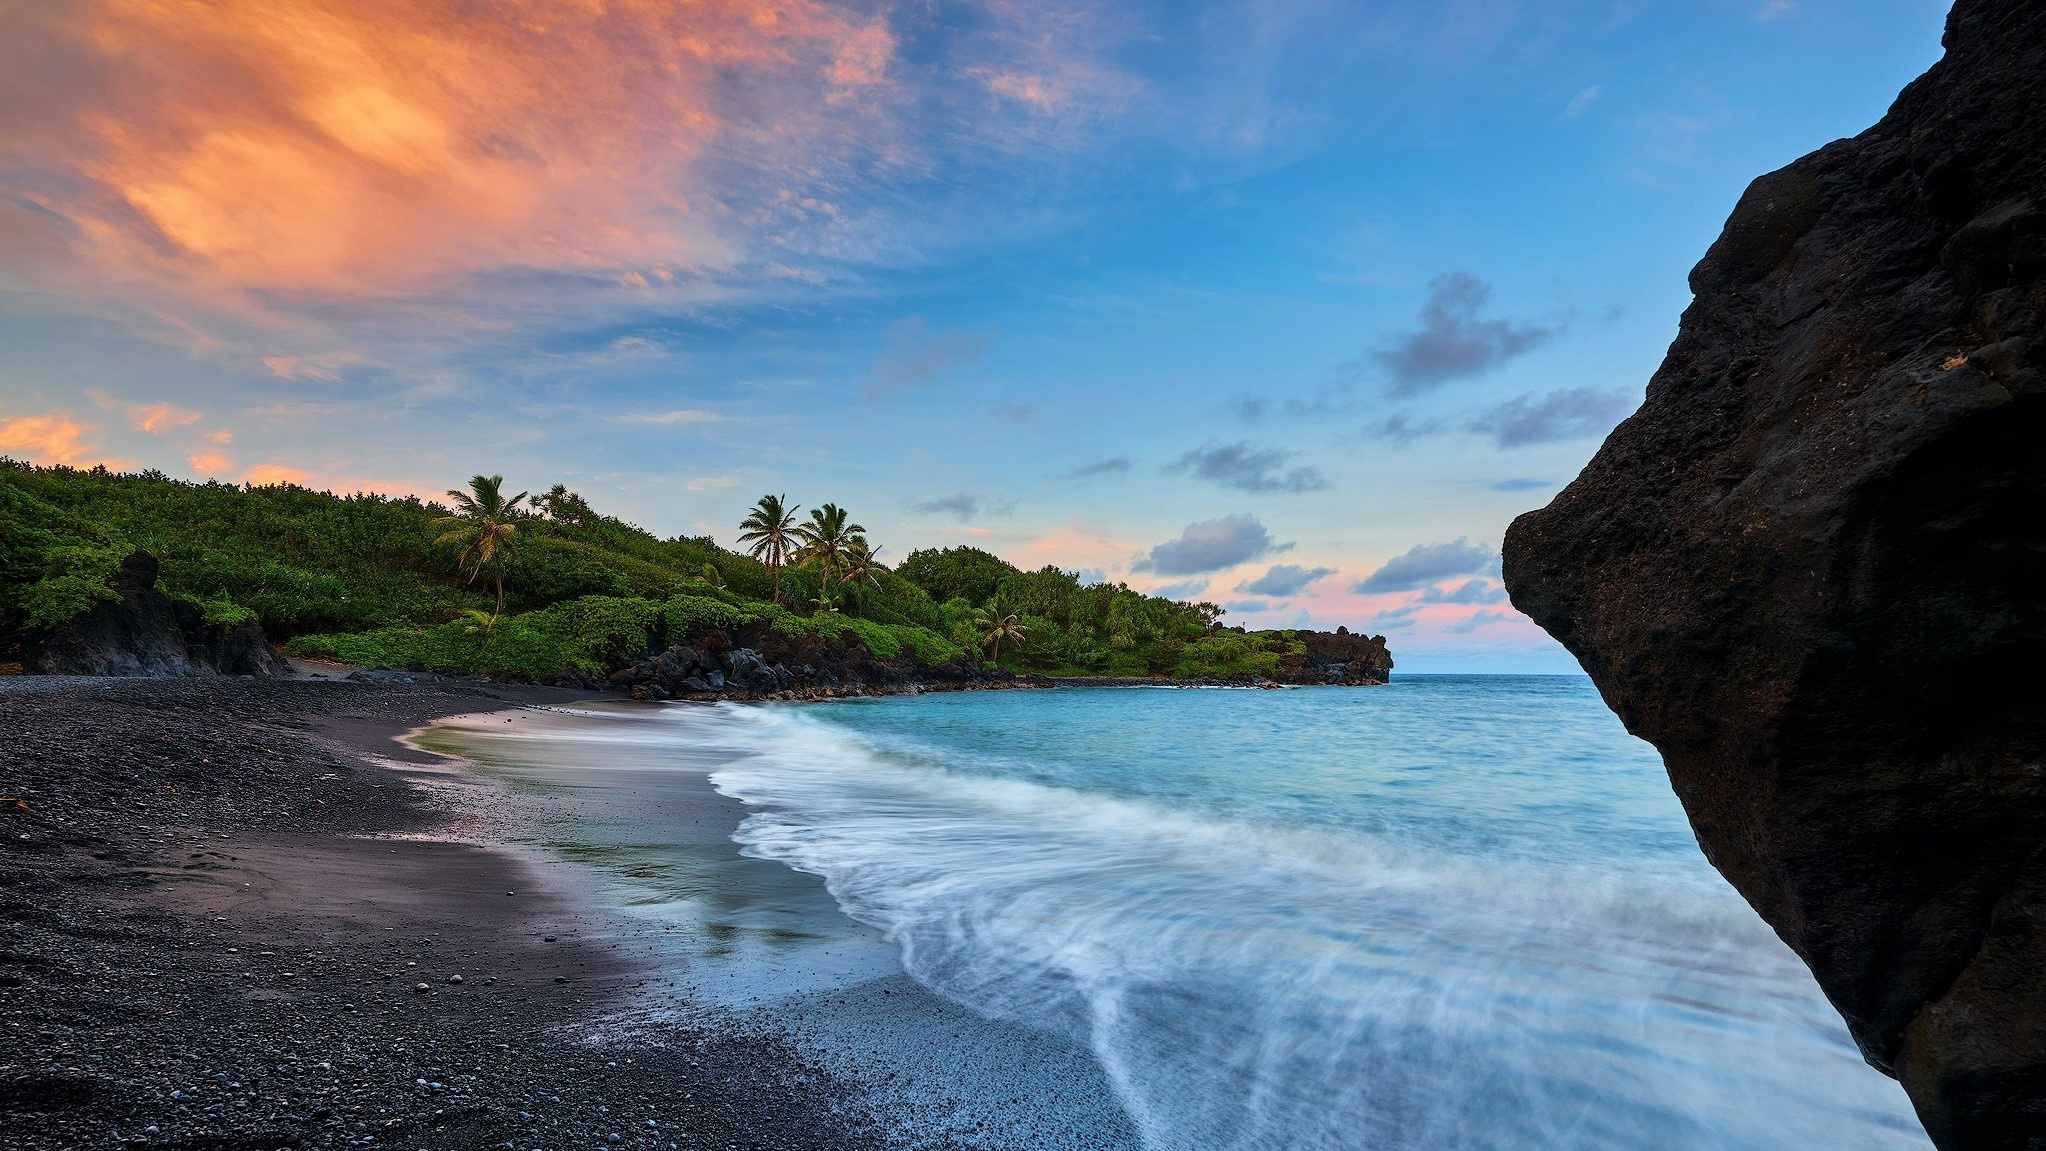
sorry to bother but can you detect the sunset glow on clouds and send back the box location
[0,1,1952,669]
[0,412,112,468]
[9,0,895,295]
[1,0,1122,308]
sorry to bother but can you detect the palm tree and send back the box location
[972,600,1028,663]
[840,537,883,611]
[738,494,800,604]
[794,502,865,592]
[432,474,529,617]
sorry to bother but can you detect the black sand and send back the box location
[0,675,928,1151]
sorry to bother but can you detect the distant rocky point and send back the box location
[1503,0,2046,1145]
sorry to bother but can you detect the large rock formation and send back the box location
[25,552,291,678]
[1502,1,2045,1144]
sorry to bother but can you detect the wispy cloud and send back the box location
[1165,441,1330,494]
[614,409,723,426]
[262,354,358,382]
[909,492,1015,522]
[1359,411,1446,446]
[1445,608,1514,633]
[1,0,898,298]
[1134,514,1285,576]
[1064,457,1134,480]
[1236,563,1335,597]
[1563,84,1603,118]
[1466,387,1633,447]
[1355,537,1496,593]
[1420,578,1508,605]
[1371,274,1556,396]
[127,402,201,434]
[866,318,984,397]
[1146,577,1212,601]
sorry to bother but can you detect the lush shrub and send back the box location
[665,593,757,636]
[887,624,963,665]
[1173,631,1283,678]
[17,544,126,629]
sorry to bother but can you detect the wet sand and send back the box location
[0,675,922,1150]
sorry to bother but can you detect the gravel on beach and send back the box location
[0,675,917,1151]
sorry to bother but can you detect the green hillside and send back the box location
[0,458,1320,681]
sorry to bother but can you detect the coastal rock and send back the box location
[25,552,290,678]
[1286,629,1393,686]
[1501,2,2046,1144]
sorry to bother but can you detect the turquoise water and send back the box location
[701,677,1929,1149]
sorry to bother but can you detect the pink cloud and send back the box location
[3,0,902,299]
[128,402,202,433]
[0,409,133,469]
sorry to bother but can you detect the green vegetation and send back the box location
[0,457,1323,682]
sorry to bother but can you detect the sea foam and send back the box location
[694,681,1928,1150]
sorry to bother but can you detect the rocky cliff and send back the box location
[25,552,290,678]
[1502,2,2045,1145]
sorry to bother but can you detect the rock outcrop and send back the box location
[606,623,1391,700]
[25,552,291,678]
[1501,2,2046,1145]
[1289,627,1393,685]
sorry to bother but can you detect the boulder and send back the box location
[1502,2,2046,1144]
[25,552,290,678]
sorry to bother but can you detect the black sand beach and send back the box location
[0,675,924,1151]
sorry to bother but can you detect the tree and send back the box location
[794,502,865,592]
[737,494,800,604]
[897,545,1019,606]
[838,536,884,613]
[432,474,529,617]
[972,599,1028,662]
[535,483,595,528]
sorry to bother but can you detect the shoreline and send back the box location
[0,675,938,1150]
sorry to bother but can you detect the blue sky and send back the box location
[0,0,1951,669]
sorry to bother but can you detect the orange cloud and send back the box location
[8,0,898,297]
[187,449,237,476]
[242,463,315,487]
[1006,521,1140,574]
[128,402,202,433]
[0,411,125,468]
[240,460,431,497]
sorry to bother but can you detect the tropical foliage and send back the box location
[0,459,1314,681]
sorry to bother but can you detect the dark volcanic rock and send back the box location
[1287,627,1393,686]
[1501,2,2046,1145]
[24,551,291,678]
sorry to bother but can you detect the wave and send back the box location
[696,702,1926,1151]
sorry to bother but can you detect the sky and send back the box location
[0,0,1952,671]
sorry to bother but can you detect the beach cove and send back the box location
[1,673,1933,1148]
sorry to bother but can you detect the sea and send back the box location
[418,675,1931,1150]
